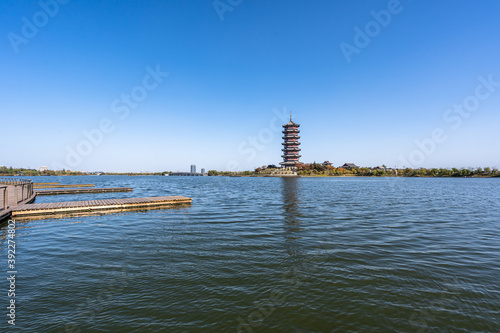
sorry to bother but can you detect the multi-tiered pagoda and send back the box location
[280,114,301,170]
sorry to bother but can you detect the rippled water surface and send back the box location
[1,176,499,332]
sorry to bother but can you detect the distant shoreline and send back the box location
[2,166,499,178]
[236,174,500,178]
[2,173,499,179]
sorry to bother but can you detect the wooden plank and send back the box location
[11,196,192,220]
[0,208,12,221]
[34,184,96,189]
[35,187,132,196]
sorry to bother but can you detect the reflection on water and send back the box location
[281,177,303,241]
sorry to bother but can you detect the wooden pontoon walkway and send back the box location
[0,183,36,220]
[34,184,95,189]
[35,187,133,196]
[11,196,192,220]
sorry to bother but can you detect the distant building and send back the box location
[341,163,359,169]
[169,172,205,177]
[167,165,207,176]
[38,166,48,172]
[322,161,332,167]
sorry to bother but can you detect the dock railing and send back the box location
[0,178,34,206]
[0,185,7,210]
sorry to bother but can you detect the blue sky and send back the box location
[1,0,499,172]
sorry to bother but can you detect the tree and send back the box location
[459,168,472,177]
[440,168,453,177]
[484,167,491,174]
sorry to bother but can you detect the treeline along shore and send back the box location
[213,163,500,177]
[1,165,499,178]
[295,163,499,177]
[0,166,164,177]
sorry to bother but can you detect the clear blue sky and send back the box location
[1,0,499,172]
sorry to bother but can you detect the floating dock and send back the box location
[11,196,192,220]
[34,184,96,189]
[35,187,133,196]
[1,181,36,221]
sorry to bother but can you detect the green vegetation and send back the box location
[0,166,75,176]
[0,166,165,176]
[208,170,253,176]
[293,163,499,177]
[207,164,500,177]
[2,165,499,178]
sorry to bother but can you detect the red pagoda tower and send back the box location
[280,114,301,169]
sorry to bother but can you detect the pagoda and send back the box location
[280,113,301,170]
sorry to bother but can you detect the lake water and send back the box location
[1,176,499,332]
